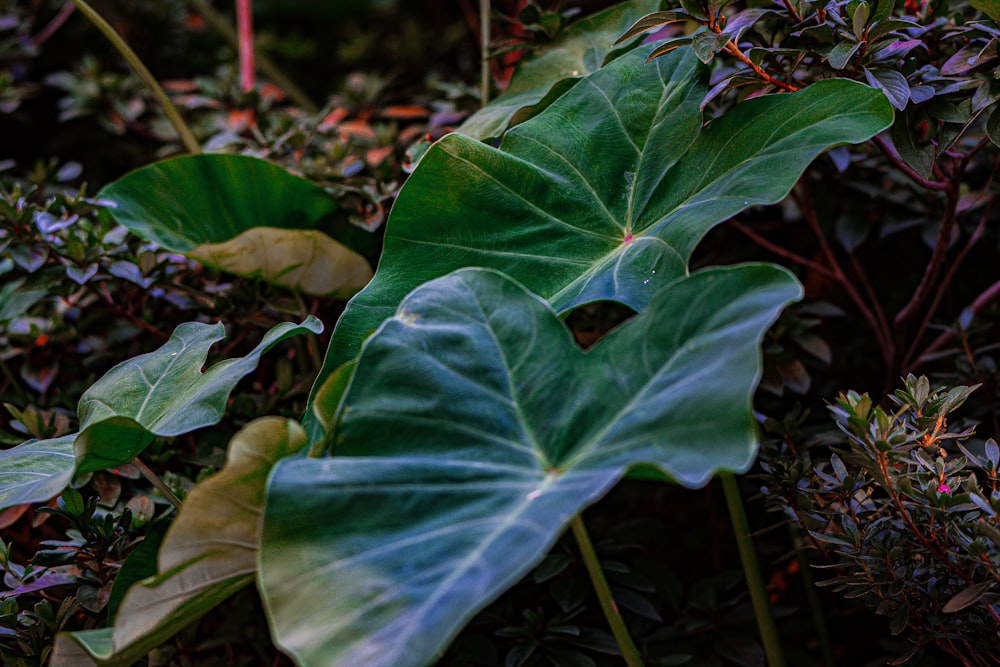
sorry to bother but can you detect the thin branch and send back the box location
[133,456,183,511]
[32,1,75,47]
[69,0,201,154]
[915,279,1000,368]
[794,185,895,366]
[904,194,994,371]
[846,250,893,351]
[872,134,948,191]
[728,219,836,278]
[723,41,800,92]
[779,0,804,23]
[893,180,961,331]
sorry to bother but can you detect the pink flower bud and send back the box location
[937,483,951,495]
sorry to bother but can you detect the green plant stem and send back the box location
[570,514,645,667]
[69,0,201,155]
[133,456,183,511]
[720,472,786,667]
[185,0,319,114]
[480,0,490,106]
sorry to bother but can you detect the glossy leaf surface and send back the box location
[310,47,893,412]
[0,435,75,511]
[459,0,660,141]
[98,154,373,297]
[52,418,306,667]
[261,266,802,667]
[75,317,321,473]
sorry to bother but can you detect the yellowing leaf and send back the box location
[189,227,373,297]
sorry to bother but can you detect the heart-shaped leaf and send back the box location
[75,317,321,473]
[308,46,893,427]
[459,0,661,142]
[0,435,76,511]
[52,418,306,667]
[260,265,802,667]
[98,154,374,297]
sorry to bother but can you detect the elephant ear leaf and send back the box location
[260,264,803,667]
[307,46,893,428]
[98,154,374,298]
[74,316,321,473]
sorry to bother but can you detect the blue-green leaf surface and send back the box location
[308,47,893,427]
[260,265,802,667]
[73,317,321,473]
[0,435,76,511]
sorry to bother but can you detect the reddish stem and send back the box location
[32,2,76,47]
[905,195,993,371]
[872,134,948,192]
[794,185,894,367]
[728,219,836,278]
[236,0,255,93]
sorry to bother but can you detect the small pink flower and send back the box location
[937,483,952,495]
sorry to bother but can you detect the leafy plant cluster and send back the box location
[760,375,1000,665]
[2,0,1000,665]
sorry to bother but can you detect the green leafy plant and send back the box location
[760,375,1000,665]
[12,0,1000,664]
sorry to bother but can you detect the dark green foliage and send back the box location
[760,375,1000,664]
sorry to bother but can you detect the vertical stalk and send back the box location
[480,0,490,106]
[185,0,319,113]
[132,457,183,511]
[69,0,201,155]
[570,515,645,667]
[236,0,256,93]
[720,472,787,667]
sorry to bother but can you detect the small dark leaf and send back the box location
[722,8,776,40]
[65,263,99,285]
[889,604,909,635]
[863,68,909,110]
[942,581,992,613]
[829,41,862,69]
[889,109,935,179]
[645,36,695,61]
[852,2,870,39]
[692,30,730,63]
[60,487,85,518]
[615,11,686,44]
[989,104,1000,147]
[108,261,154,288]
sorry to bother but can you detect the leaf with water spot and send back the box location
[307,46,892,430]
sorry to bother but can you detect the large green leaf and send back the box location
[308,47,893,430]
[52,418,306,667]
[98,154,374,297]
[260,265,802,667]
[74,317,321,473]
[459,0,661,141]
[0,435,75,511]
